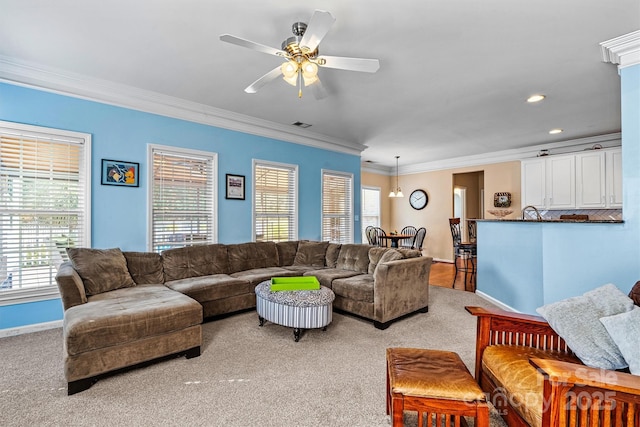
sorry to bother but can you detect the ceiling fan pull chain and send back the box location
[298,71,303,98]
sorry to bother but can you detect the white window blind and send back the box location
[322,170,353,244]
[0,122,90,301]
[253,161,297,242]
[361,186,381,241]
[150,146,216,252]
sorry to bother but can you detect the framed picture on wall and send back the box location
[101,159,139,187]
[226,174,245,200]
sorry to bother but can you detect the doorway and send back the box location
[453,171,484,240]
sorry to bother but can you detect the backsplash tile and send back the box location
[522,209,622,221]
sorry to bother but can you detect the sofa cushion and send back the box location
[303,268,361,288]
[482,345,582,427]
[276,241,299,266]
[336,244,371,273]
[396,248,422,259]
[293,241,329,267]
[536,283,634,370]
[369,249,403,274]
[161,244,229,281]
[326,243,342,268]
[367,247,390,274]
[64,284,202,355]
[629,280,640,306]
[600,306,640,375]
[332,274,374,303]
[66,247,136,296]
[165,274,254,303]
[227,242,279,273]
[123,251,164,284]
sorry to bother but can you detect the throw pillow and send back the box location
[600,307,640,375]
[293,241,329,267]
[66,247,136,296]
[325,243,342,268]
[536,283,634,370]
[373,249,404,274]
[368,247,389,274]
[629,280,640,306]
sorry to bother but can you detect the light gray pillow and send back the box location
[536,283,634,370]
[600,307,640,375]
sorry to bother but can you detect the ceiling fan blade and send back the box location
[309,78,328,100]
[299,10,335,53]
[316,55,380,73]
[220,34,288,58]
[244,66,283,93]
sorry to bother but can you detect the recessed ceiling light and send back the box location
[549,128,563,134]
[527,94,546,103]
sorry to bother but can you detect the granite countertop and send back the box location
[479,218,623,224]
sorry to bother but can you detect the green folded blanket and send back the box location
[270,276,320,291]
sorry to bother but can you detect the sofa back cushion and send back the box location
[326,243,342,268]
[276,241,299,266]
[66,247,136,296]
[227,242,279,273]
[162,244,229,281]
[123,251,164,284]
[293,241,329,267]
[336,244,371,273]
[369,248,404,274]
[397,248,422,259]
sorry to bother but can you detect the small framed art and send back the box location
[101,159,139,187]
[226,174,245,200]
[493,192,512,208]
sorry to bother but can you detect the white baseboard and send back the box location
[0,320,62,338]
[475,290,519,312]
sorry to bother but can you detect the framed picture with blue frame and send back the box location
[101,159,139,187]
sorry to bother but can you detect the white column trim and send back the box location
[600,30,640,70]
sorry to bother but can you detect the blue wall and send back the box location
[477,63,640,314]
[0,82,362,329]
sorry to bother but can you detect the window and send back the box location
[361,186,381,241]
[149,145,216,252]
[253,160,297,242]
[0,121,90,303]
[322,170,353,244]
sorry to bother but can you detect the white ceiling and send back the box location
[0,0,638,170]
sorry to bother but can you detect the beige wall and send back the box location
[361,161,521,262]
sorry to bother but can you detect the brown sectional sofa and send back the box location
[56,240,432,394]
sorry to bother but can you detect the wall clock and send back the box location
[409,189,428,210]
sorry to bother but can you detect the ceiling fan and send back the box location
[219,10,380,99]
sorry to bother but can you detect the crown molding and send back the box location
[397,133,622,175]
[601,30,640,69]
[0,55,366,156]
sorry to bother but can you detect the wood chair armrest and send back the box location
[465,305,549,325]
[531,358,640,427]
[531,358,640,395]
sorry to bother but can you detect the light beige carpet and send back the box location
[0,285,507,426]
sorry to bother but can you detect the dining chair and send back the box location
[365,226,375,245]
[399,226,417,248]
[374,227,388,247]
[449,218,476,288]
[412,227,426,251]
[467,219,477,243]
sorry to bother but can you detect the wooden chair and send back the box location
[399,226,417,248]
[412,227,426,250]
[364,226,376,245]
[374,227,388,247]
[466,306,640,427]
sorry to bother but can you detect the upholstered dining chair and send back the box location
[399,226,417,248]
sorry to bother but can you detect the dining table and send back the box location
[380,234,413,248]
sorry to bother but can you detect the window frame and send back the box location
[0,120,91,305]
[361,185,381,242]
[252,159,298,242]
[147,144,218,252]
[321,169,354,244]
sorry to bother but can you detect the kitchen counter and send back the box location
[478,218,623,224]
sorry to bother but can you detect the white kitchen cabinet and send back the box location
[576,151,606,208]
[606,148,623,207]
[522,148,622,210]
[521,155,575,209]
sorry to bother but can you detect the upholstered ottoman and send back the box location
[386,347,489,427]
[255,280,335,342]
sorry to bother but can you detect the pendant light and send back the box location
[388,155,404,198]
